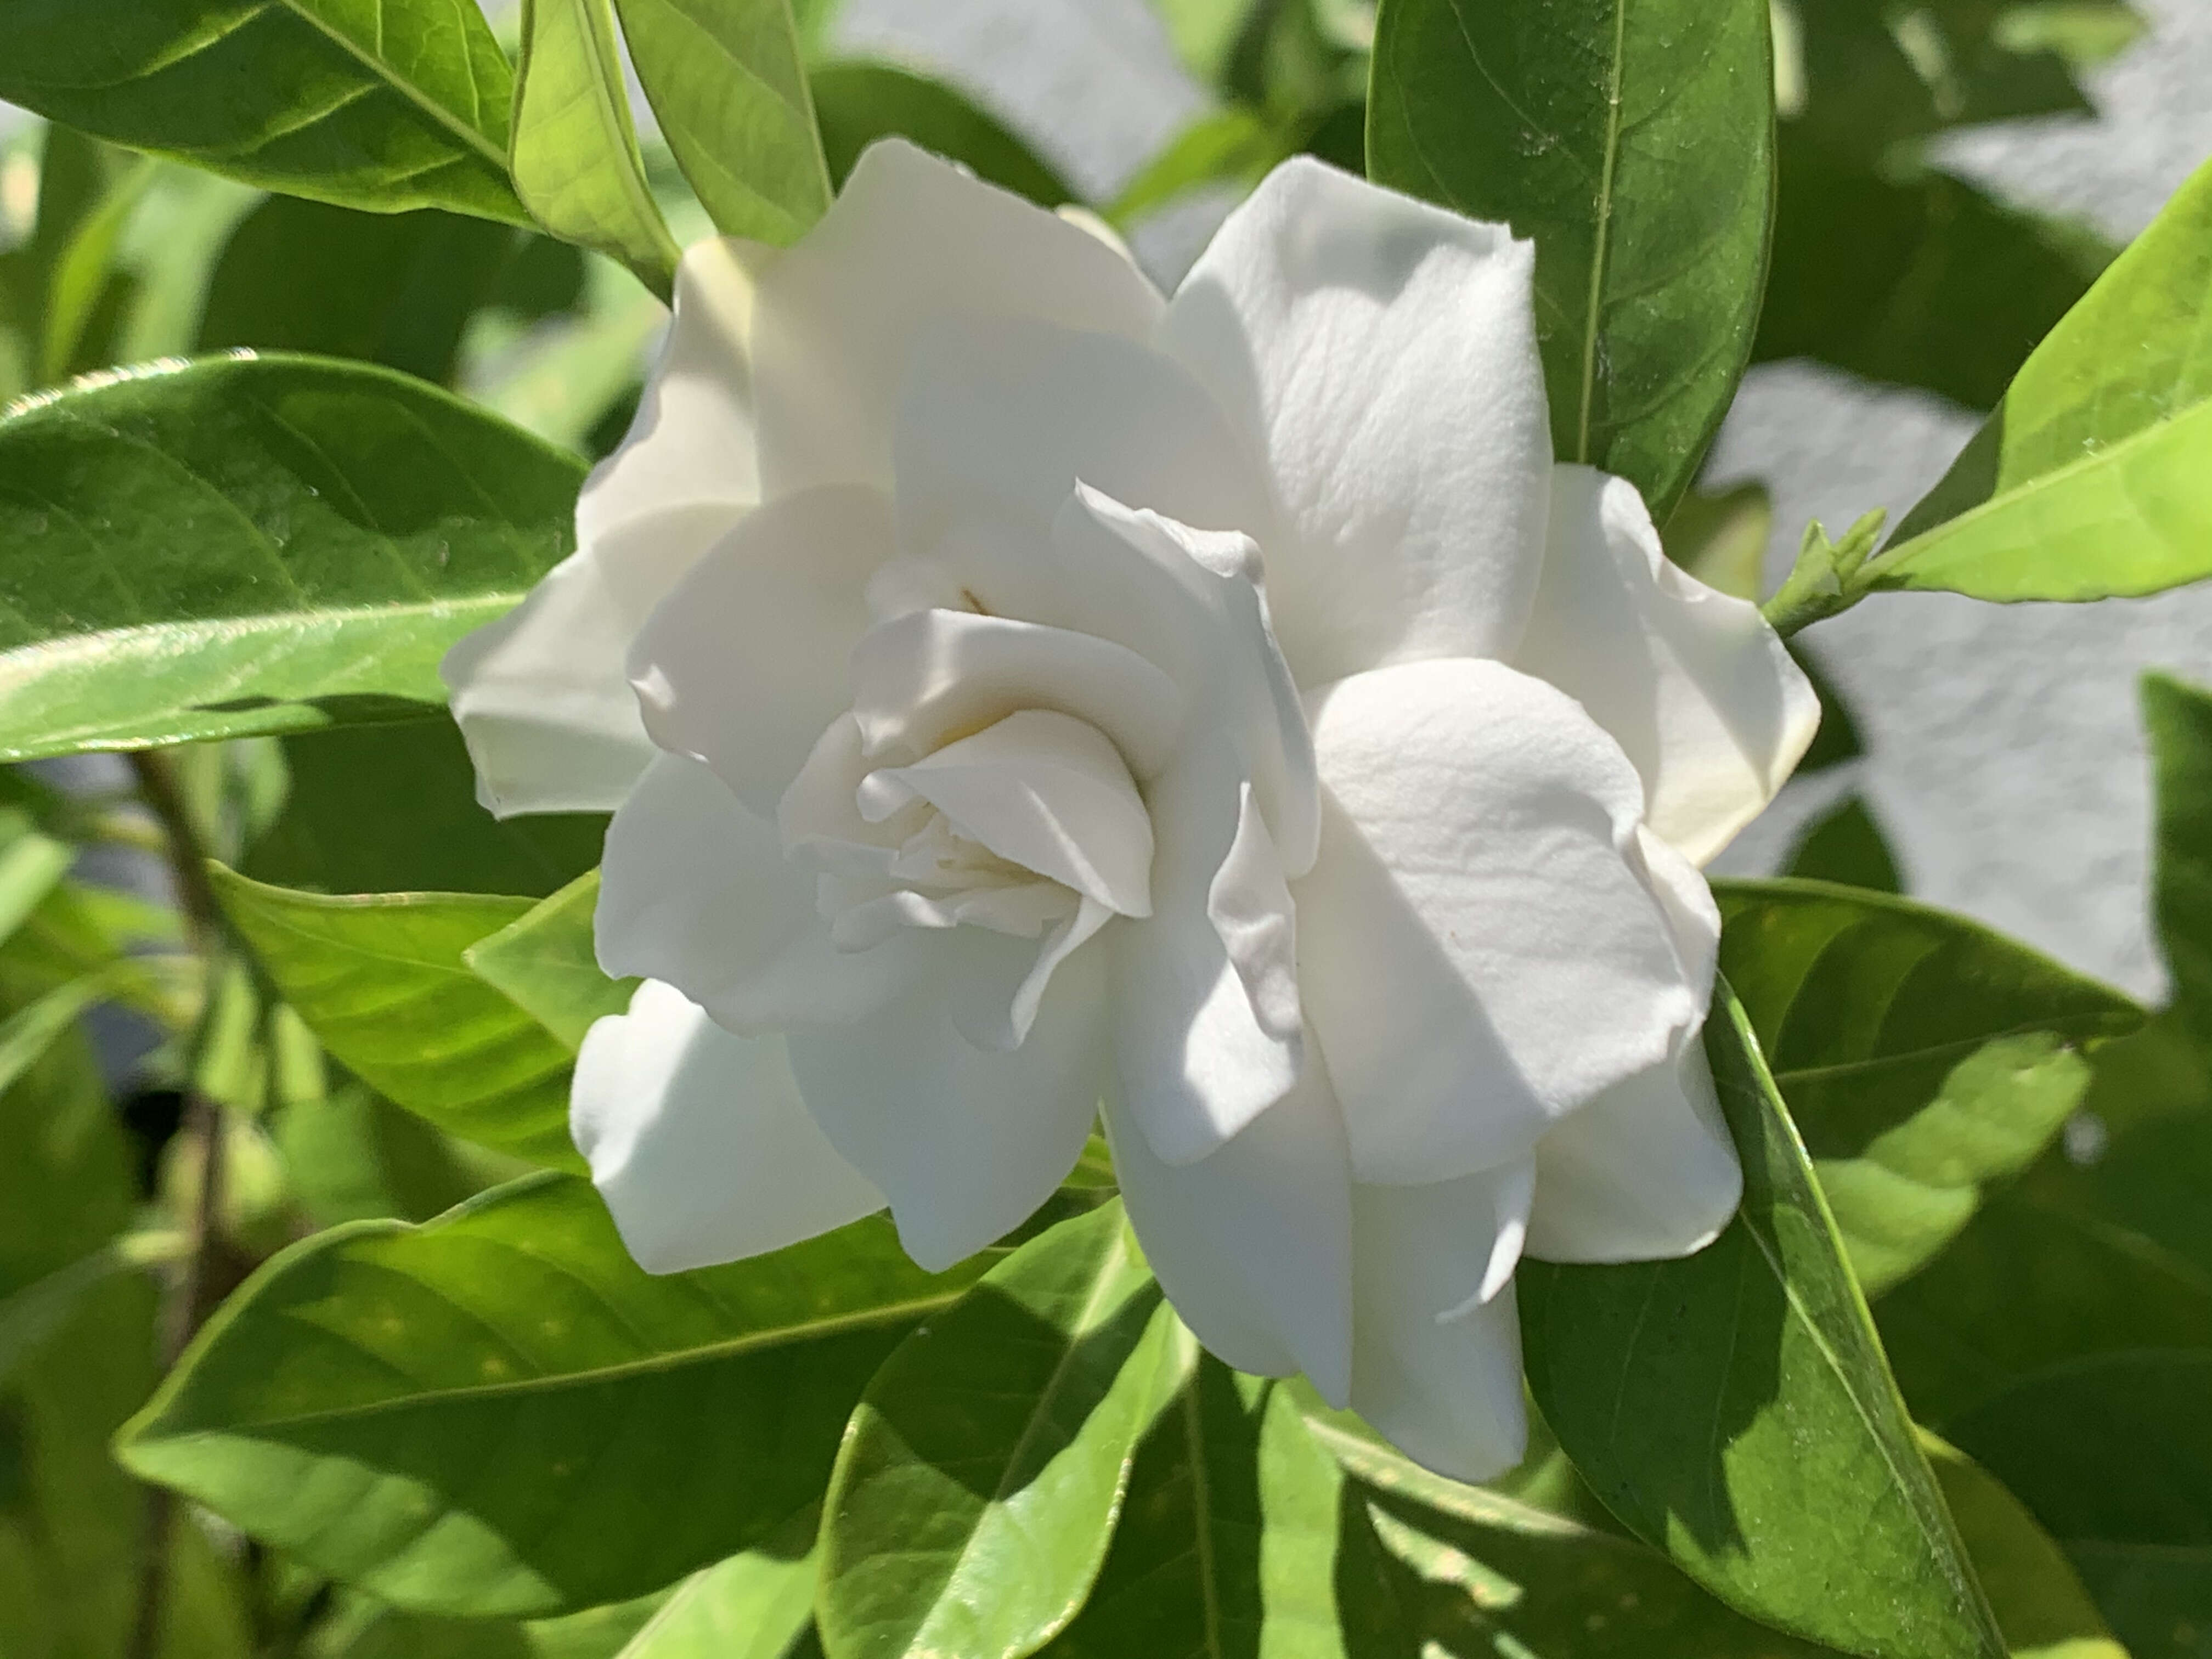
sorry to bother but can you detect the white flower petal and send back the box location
[946,895,1116,1054]
[1348,1166,1534,1483]
[1107,1043,1354,1404]
[1297,658,1711,1185]
[442,502,736,817]
[747,140,1164,497]
[1516,466,1820,866]
[1527,1037,1743,1262]
[859,709,1155,918]
[1163,156,1552,687]
[1206,781,1301,1044]
[787,941,1109,1271]
[599,751,924,1033]
[628,485,894,815]
[1112,729,1305,1167]
[573,981,884,1273]
[848,606,1186,778]
[579,239,765,545]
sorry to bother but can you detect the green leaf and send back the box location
[466,872,636,1051]
[811,60,1076,208]
[819,1201,1189,1659]
[0,1002,128,1296]
[2147,673,2212,1042]
[241,717,605,901]
[0,0,528,225]
[1148,0,1268,85]
[1366,0,1776,518]
[1716,878,2142,1295]
[210,864,580,1169]
[1784,794,1903,893]
[196,195,528,385]
[0,354,585,763]
[326,1531,819,1659]
[0,820,75,951]
[612,0,833,245]
[1877,153,2212,601]
[512,0,682,301]
[1918,1430,2128,1659]
[1757,138,2113,411]
[1519,984,2007,1659]
[117,1172,996,1617]
[1949,1352,2212,1659]
[1318,1418,1853,1657]
[1105,106,1294,229]
[273,1081,498,1228]
[1041,1354,1420,1658]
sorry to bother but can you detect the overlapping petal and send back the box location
[1297,658,1713,1185]
[572,981,884,1273]
[1162,157,1553,687]
[1347,1165,1535,1483]
[1526,1038,1742,1262]
[628,485,894,814]
[1517,466,1820,866]
[786,941,1110,1272]
[1106,1048,1354,1403]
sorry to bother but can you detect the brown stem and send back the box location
[123,749,232,1659]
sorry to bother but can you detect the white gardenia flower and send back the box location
[442,142,1817,1481]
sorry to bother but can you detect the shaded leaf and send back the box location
[242,716,605,901]
[1520,985,2007,1659]
[1716,878,2141,1294]
[0,0,527,224]
[1784,794,1903,894]
[1367,0,1775,517]
[819,1201,1188,1659]
[117,1172,994,1617]
[196,195,527,385]
[2147,673,2212,1043]
[211,864,579,1169]
[1878,153,2212,601]
[613,0,832,245]
[512,0,681,301]
[0,355,584,762]
[1041,1353,1420,1658]
[812,60,1075,208]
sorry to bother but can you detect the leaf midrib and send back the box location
[1576,0,1629,461]
[142,1288,963,1441]
[275,0,511,172]
[1767,1014,2123,1088]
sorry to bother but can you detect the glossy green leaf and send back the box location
[1520,985,2007,1659]
[512,0,681,301]
[1716,878,2141,1295]
[0,0,527,225]
[1919,1431,2128,1659]
[2147,673,2212,1039]
[196,195,526,385]
[613,0,832,245]
[210,864,579,1169]
[0,354,585,762]
[118,1172,994,1617]
[1878,153,2212,600]
[1367,0,1775,517]
[467,872,635,1051]
[1949,1352,2212,1659]
[819,1201,1188,1659]
[1041,1353,1420,1658]
[1784,794,1903,893]
[1758,138,2112,411]
[811,60,1075,208]
[241,717,605,900]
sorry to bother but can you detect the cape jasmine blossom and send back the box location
[443,141,1816,1480]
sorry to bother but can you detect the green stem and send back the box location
[122,748,233,1659]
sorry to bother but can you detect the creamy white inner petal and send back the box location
[775,606,1165,1041]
